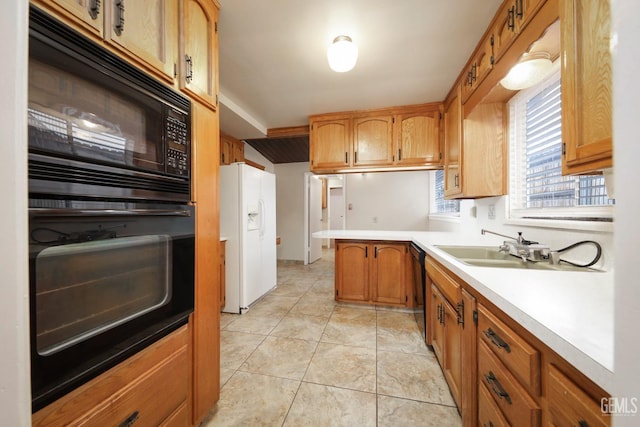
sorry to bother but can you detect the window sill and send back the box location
[504,217,613,233]
[428,213,461,224]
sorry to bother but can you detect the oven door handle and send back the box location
[29,208,192,217]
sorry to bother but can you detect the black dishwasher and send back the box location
[410,242,427,342]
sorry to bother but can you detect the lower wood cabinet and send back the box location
[335,240,412,307]
[426,256,611,427]
[32,325,191,426]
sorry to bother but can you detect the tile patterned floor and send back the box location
[203,249,461,426]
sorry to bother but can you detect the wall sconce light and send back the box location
[328,35,358,72]
[500,51,553,90]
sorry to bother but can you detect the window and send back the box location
[432,169,460,215]
[508,66,614,221]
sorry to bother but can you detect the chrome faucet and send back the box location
[481,229,552,263]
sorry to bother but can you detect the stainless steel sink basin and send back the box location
[435,245,602,272]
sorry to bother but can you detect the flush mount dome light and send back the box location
[327,35,358,72]
[500,51,553,90]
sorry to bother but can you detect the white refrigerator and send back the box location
[220,163,277,314]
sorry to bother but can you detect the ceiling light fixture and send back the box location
[500,51,553,91]
[327,35,358,73]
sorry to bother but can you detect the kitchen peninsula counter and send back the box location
[313,229,614,393]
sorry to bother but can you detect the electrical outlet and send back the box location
[488,204,496,220]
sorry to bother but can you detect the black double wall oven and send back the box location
[28,6,194,412]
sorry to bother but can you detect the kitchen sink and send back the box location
[435,245,602,272]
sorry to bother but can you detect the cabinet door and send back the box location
[310,119,351,171]
[220,136,232,165]
[232,139,245,163]
[335,242,369,302]
[33,0,104,38]
[429,285,445,363]
[493,1,518,63]
[515,0,546,32]
[353,116,394,166]
[444,84,462,197]
[104,0,178,84]
[180,0,218,109]
[461,34,494,103]
[561,0,612,174]
[442,298,462,410]
[395,110,440,166]
[370,243,406,305]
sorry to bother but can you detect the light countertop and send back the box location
[313,229,614,393]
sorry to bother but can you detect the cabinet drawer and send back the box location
[478,381,510,427]
[160,401,189,427]
[426,258,459,304]
[34,326,190,426]
[478,340,540,427]
[478,304,540,395]
[547,365,610,427]
[81,344,189,426]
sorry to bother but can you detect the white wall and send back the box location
[274,162,309,261]
[242,143,275,173]
[613,0,640,423]
[345,170,430,231]
[0,0,31,423]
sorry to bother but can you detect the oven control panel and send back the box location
[165,108,189,177]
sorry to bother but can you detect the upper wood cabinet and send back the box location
[461,33,495,103]
[31,0,178,85]
[220,132,244,165]
[104,0,178,84]
[493,0,546,63]
[309,103,442,173]
[310,118,352,170]
[34,0,104,37]
[443,83,506,199]
[180,0,219,110]
[395,108,442,166]
[560,0,612,174]
[444,83,463,197]
[353,115,394,167]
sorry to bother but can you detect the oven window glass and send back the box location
[34,235,172,356]
[28,49,164,172]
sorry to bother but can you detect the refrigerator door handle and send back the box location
[258,198,265,239]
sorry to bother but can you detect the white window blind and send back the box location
[509,70,614,220]
[434,169,460,214]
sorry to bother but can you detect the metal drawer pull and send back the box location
[484,371,512,404]
[118,410,139,427]
[88,0,100,19]
[483,328,511,353]
[578,421,590,427]
[114,0,125,35]
[483,423,494,427]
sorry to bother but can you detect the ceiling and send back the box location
[217,0,503,160]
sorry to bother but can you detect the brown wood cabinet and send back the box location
[104,0,178,84]
[353,115,394,167]
[179,0,219,110]
[31,0,178,85]
[443,83,462,197]
[425,256,610,427]
[220,132,245,165]
[395,108,442,166]
[309,104,442,173]
[191,101,221,425]
[442,93,506,199]
[461,33,494,103]
[547,364,609,427]
[560,0,612,174]
[33,325,191,426]
[335,240,411,307]
[426,258,476,420]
